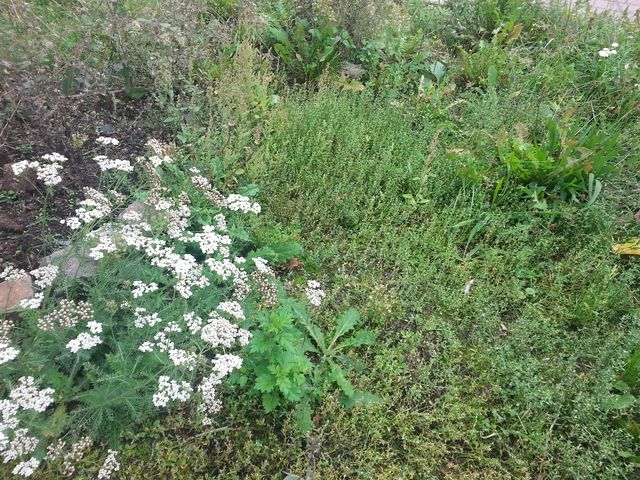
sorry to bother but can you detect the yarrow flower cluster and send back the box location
[189,167,225,206]
[133,307,162,328]
[97,449,120,479]
[146,138,174,167]
[152,376,193,407]
[86,226,118,260]
[18,294,44,311]
[9,377,55,413]
[44,436,92,476]
[11,152,68,186]
[29,265,59,289]
[66,331,102,353]
[225,194,261,214]
[217,301,245,321]
[598,42,619,58]
[11,457,39,477]
[251,257,278,307]
[304,279,326,307]
[197,354,244,425]
[132,281,159,298]
[94,155,134,172]
[0,266,27,282]
[200,312,251,348]
[61,187,113,230]
[38,299,93,331]
[96,136,120,146]
[0,318,19,365]
[1,377,55,476]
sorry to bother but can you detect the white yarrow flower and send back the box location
[66,332,102,353]
[97,450,120,479]
[96,136,120,146]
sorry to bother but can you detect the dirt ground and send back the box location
[0,82,156,270]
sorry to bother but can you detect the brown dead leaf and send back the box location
[283,258,305,271]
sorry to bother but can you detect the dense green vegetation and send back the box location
[1,0,640,478]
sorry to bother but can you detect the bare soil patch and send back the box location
[0,79,158,270]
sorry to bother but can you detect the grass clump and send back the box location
[249,86,640,477]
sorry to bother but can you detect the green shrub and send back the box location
[496,118,620,206]
[263,17,355,82]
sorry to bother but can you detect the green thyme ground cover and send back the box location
[1,0,640,478]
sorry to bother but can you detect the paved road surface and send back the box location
[588,0,640,15]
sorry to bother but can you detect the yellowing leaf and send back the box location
[612,239,640,255]
[335,79,365,92]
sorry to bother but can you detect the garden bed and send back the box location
[0,87,155,269]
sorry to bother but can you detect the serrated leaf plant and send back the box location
[238,298,379,434]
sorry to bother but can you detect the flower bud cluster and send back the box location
[38,299,93,331]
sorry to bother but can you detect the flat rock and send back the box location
[0,275,34,313]
[118,200,167,224]
[44,247,100,279]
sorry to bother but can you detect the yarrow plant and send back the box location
[11,153,68,187]
[0,135,297,477]
[1,135,371,477]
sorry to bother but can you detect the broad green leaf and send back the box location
[294,403,314,435]
[228,226,250,241]
[430,61,445,83]
[237,184,259,197]
[332,308,360,346]
[613,380,629,392]
[329,362,354,397]
[340,390,382,408]
[248,331,271,354]
[249,247,277,262]
[336,330,376,350]
[268,27,290,47]
[255,373,276,393]
[546,118,560,154]
[487,65,498,89]
[125,85,148,100]
[269,242,303,262]
[262,392,280,412]
[586,173,602,207]
[305,323,327,352]
[273,43,292,65]
[605,393,635,410]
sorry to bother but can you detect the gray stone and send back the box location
[44,247,100,280]
[98,123,115,134]
[118,200,167,224]
[341,62,365,79]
